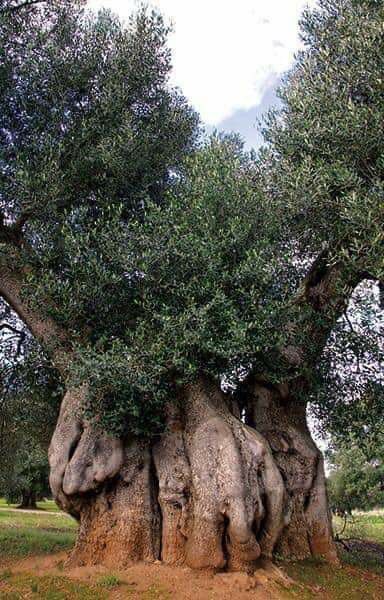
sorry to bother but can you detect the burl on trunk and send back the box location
[49,377,337,571]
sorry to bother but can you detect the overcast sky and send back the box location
[88,0,317,147]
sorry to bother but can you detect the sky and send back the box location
[88,0,318,148]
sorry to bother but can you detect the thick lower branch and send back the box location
[0,262,71,373]
[280,254,360,370]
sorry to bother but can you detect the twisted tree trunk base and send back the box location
[49,378,338,571]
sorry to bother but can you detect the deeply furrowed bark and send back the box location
[248,381,337,563]
[49,377,337,571]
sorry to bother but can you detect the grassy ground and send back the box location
[0,498,60,512]
[0,570,109,600]
[0,571,172,600]
[0,570,154,600]
[334,511,384,545]
[0,502,77,559]
[278,511,384,598]
[0,501,383,599]
[282,556,384,600]
[332,511,384,577]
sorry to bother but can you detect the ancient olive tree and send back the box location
[0,0,383,571]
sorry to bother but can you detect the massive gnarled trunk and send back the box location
[48,377,337,571]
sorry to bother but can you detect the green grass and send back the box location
[0,570,171,599]
[96,574,121,589]
[0,498,60,512]
[0,507,77,559]
[0,508,74,529]
[333,511,384,545]
[0,527,77,558]
[282,557,384,600]
[0,571,107,600]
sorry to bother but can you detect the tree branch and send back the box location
[0,263,72,375]
[278,252,360,370]
[0,209,29,248]
[0,322,23,336]
[2,1,46,14]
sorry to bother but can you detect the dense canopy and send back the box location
[1,0,383,437]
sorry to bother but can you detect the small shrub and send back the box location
[97,574,121,589]
[0,569,12,581]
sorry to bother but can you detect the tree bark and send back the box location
[18,490,37,509]
[48,377,337,571]
[246,380,337,563]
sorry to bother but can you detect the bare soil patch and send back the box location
[1,552,293,599]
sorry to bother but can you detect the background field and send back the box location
[0,500,77,559]
[0,499,60,512]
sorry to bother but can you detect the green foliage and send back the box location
[325,381,384,518]
[67,135,290,433]
[261,0,384,278]
[122,136,284,381]
[1,0,382,438]
[2,443,50,507]
[310,285,383,451]
[0,0,198,228]
[0,317,62,502]
[70,0,383,434]
[262,0,384,441]
[0,0,198,435]
[327,437,384,514]
[314,380,384,460]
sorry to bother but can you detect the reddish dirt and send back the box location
[2,552,294,599]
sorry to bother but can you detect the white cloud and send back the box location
[88,0,318,124]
